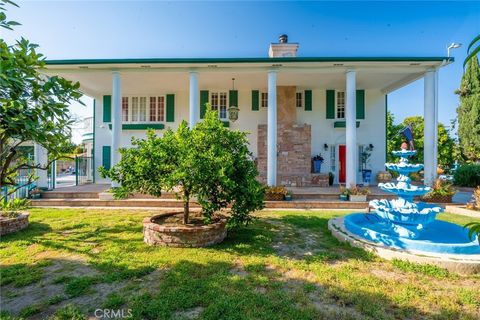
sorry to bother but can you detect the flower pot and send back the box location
[349,195,367,202]
[284,194,292,201]
[377,171,392,183]
[423,195,453,203]
[312,160,322,173]
[265,193,285,201]
[339,194,349,201]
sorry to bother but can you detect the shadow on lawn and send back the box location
[1,258,477,320]
[0,221,52,244]
[220,214,374,263]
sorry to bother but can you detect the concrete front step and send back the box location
[292,193,396,200]
[41,192,100,199]
[31,198,369,209]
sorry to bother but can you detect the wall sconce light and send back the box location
[324,143,329,151]
[369,144,374,149]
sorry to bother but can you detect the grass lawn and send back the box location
[0,208,479,320]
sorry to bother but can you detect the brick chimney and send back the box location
[268,34,299,58]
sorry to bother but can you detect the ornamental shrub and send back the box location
[453,164,480,187]
[100,105,265,227]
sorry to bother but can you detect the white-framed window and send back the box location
[336,91,345,119]
[296,92,303,108]
[122,97,129,122]
[210,92,228,120]
[358,145,364,172]
[149,96,165,122]
[122,96,166,123]
[330,145,336,173]
[261,92,268,108]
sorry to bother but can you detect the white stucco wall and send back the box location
[93,88,386,184]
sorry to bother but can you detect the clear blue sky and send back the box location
[2,1,479,142]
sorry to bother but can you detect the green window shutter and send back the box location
[102,146,111,170]
[103,95,111,122]
[251,90,259,111]
[229,90,238,107]
[200,90,209,119]
[304,90,312,111]
[326,90,335,119]
[166,94,175,122]
[356,90,365,119]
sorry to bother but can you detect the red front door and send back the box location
[339,145,346,183]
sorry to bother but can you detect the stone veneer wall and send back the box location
[257,86,328,187]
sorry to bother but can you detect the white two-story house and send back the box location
[43,35,451,188]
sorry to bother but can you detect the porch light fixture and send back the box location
[323,143,329,151]
[447,43,462,57]
[228,78,239,122]
[369,143,374,149]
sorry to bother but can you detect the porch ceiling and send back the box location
[43,58,451,97]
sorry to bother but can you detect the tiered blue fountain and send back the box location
[342,148,480,255]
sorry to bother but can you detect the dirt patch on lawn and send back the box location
[173,306,204,319]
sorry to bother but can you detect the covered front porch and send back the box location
[44,57,450,189]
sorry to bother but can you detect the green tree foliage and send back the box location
[101,106,265,227]
[386,112,455,167]
[0,0,83,199]
[456,55,480,161]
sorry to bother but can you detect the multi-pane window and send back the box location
[296,92,303,108]
[330,145,336,173]
[139,97,146,122]
[123,96,165,123]
[210,92,228,120]
[261,92,268,108]
[149,96,165,122]
[131,97,139,121]
[122,97,129,122]
[336,91,345,119]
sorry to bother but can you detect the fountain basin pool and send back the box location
[344,213,480,255]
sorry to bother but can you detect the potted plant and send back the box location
[311,154,324,173]
[422,179,456,203]
[0,199,30,236]
[328,172,335,186]
[347,184,370,202]
[101,106,265,247]
[265,186,288,201]
[360,146,373,186]
[284,191,293,201]
[29,187,41,199]
[339,185,350,201]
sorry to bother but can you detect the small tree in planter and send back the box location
[101,106,264,231]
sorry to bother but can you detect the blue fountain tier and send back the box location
[385,162,423,174]
[379,182,431,198]
[344,213,480,255]
[370,199,441,226]
[391,150,417,158]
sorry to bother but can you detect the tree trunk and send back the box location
[183,191,189,224]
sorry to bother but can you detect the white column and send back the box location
[345,70,357,187]
[34,143,48,189]
[433,69,439,176]
[111,71,121,188]
[189,71,199,128]
[267,70,277,186]
[424,69,437,186]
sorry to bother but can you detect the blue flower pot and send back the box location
[313,160,322,173]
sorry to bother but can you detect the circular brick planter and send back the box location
[143,212,227,247]
[0,212,29,236]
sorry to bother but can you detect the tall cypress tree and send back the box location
[456,55,480,161]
